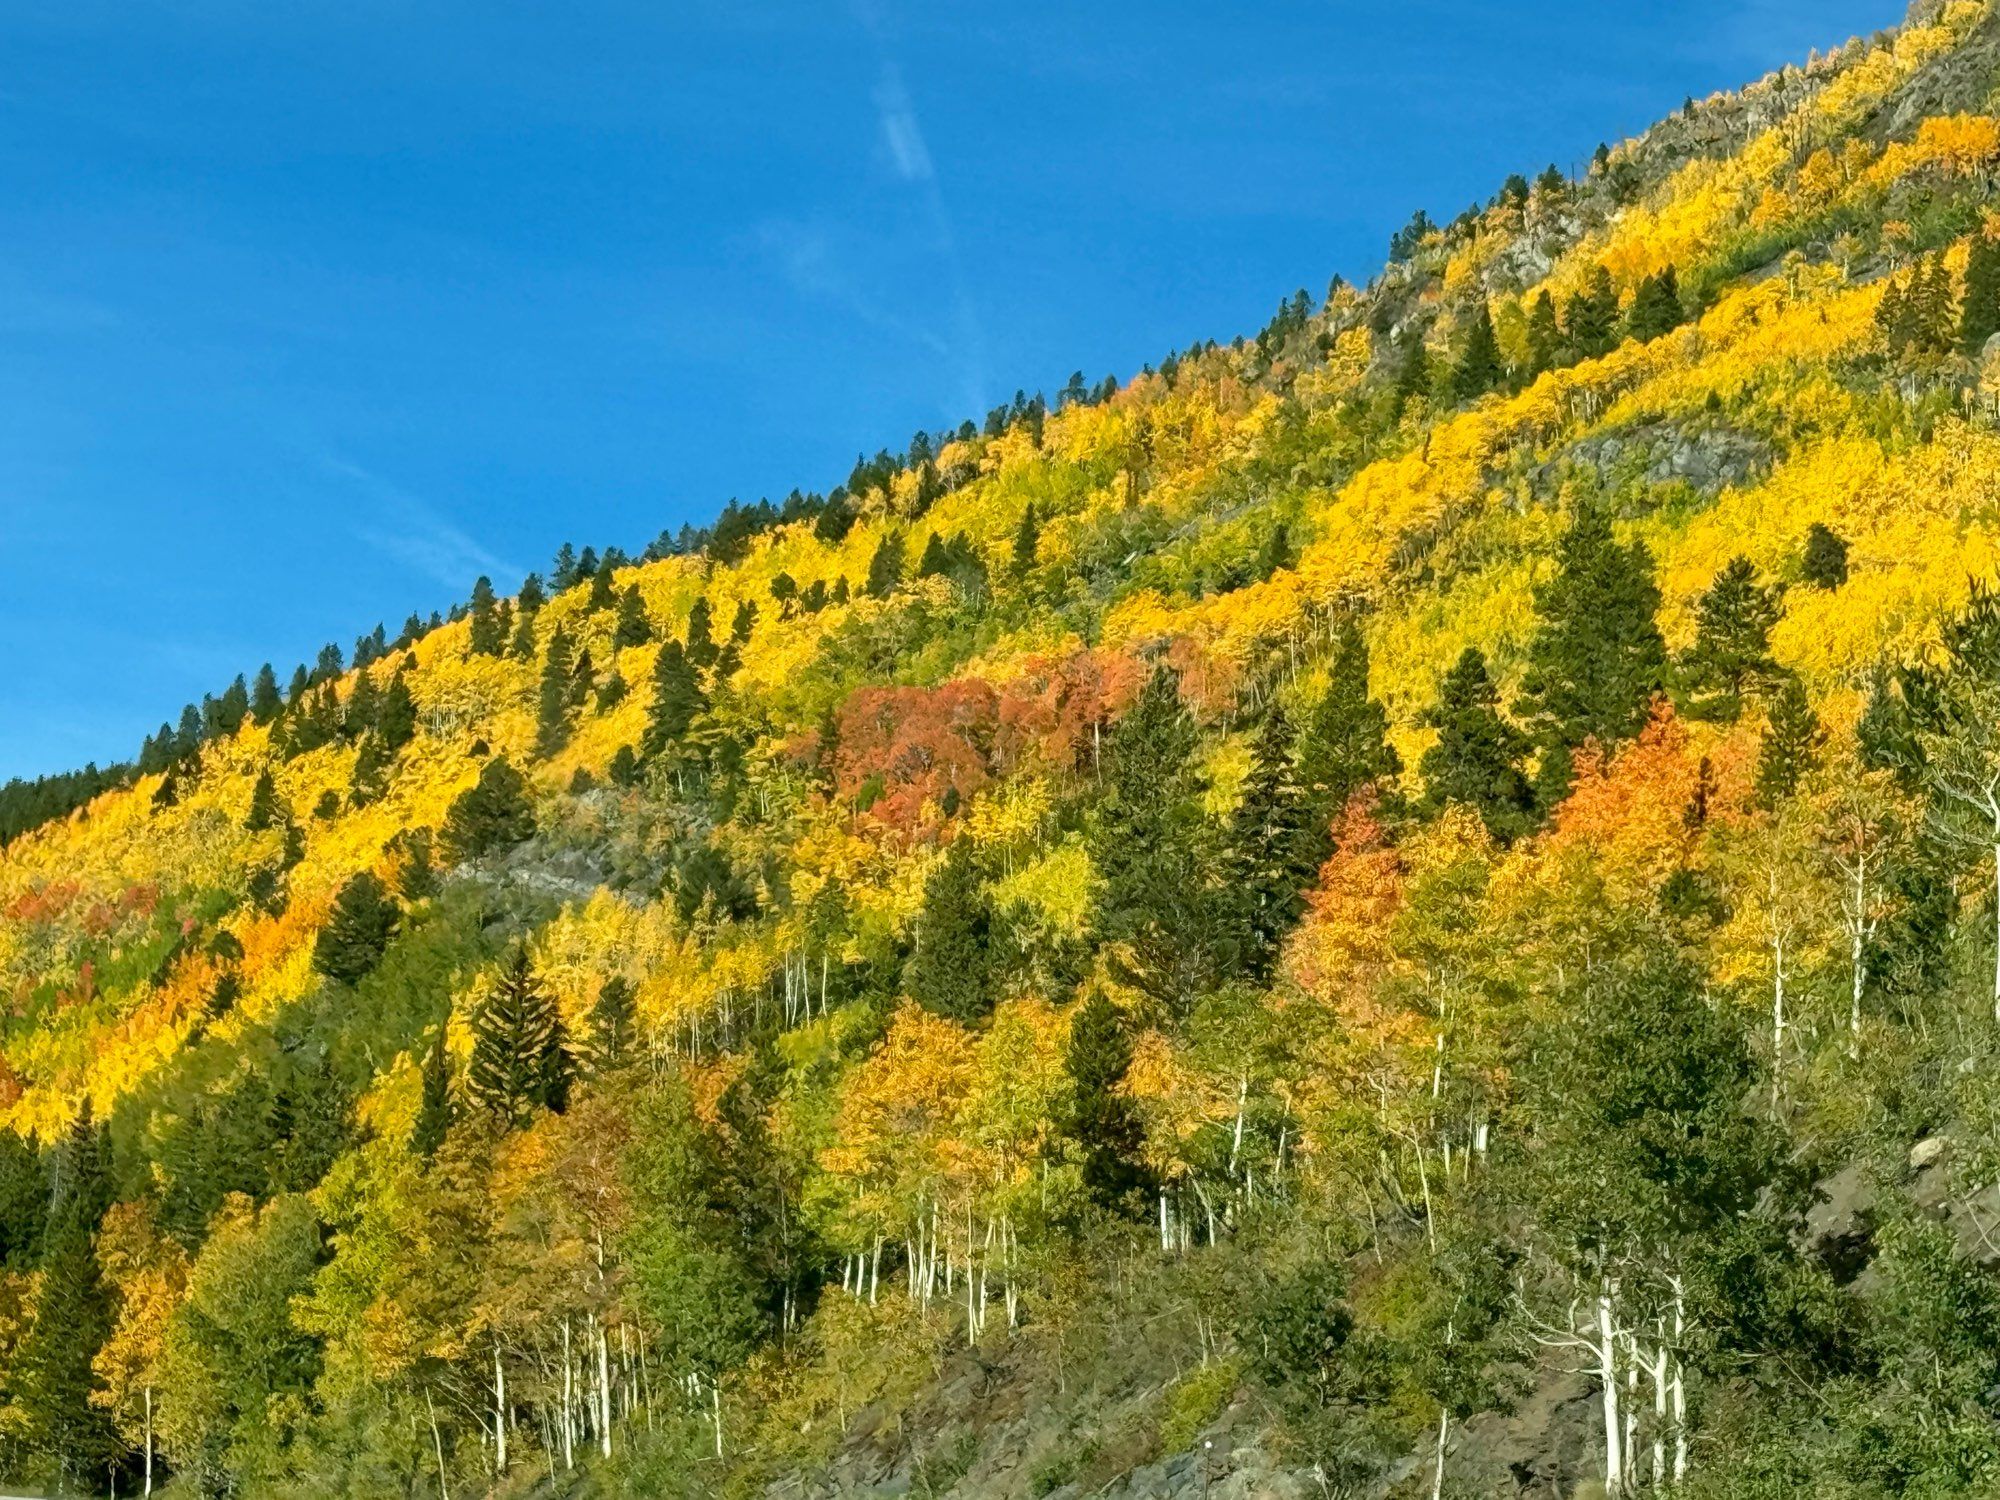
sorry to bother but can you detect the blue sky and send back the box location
[0,0,1896,782]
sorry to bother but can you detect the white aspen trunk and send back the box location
[711,1375,724,1459]
[1160,1192,1171,1253]
[1991,835,2000,1022]
[494,1343,508,1472]
[144,1386,154,1497]
[1671,1282,1688,1487]
[596,1316,613,1459]
[426,1387,451,1500]
[1650,1335,1668,1496]
[1431,1407,1449,1500]
[1770,925,1787,1115]
[1228,1075,1247,1177]
[1623,1340,1639,1490]
[561,1321,576,1471]
[1597,1284,1625,1497]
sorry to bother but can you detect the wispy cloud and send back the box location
[873,64,935,183]
[326,456,519,591]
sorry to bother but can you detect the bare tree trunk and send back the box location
[1597,1283,1625,1497]
[426,1387,451,1500]
[596,1316,613,1459]
[1430,1407,1448,1500]
[493,1342,508,1473]
[144,1386,154,1497]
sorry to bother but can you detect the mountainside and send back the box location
[18,4,2000,1495]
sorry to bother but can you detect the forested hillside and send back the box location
[17,3,2000,1495]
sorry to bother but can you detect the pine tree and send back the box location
[684,598,718,669]
[441,758,536,862]
[730,600,757,642]
[1012,502,1040,571]
[613,585,652,648]
[1563,265,1620,360]
[1296,621,1402,845]
[1066,991,1150,1209]
[1965,231,2000,352]
[467,575,504,656]
[312,871,400,984]
[866,532,905,598]
[1755,674,1824,807]
[1451,301,1504,400]
[1419,648,1535,841]
[586,560,617,612]
[377,663,417,752]
[642,639,705,760]
[1679,556,1782,721]
[537,626,576,755]
[14,1113,114,1491]
[918,533,951,577]
[1624,266,1682,342]
[348,733,389,808]
[250,662,284,725]
[245,767,279,832]
[1801,522,1849,589]
[904,838,995,1023]
[1524,290,1563,377]
[342,670,380,741]
[410,1026,453,1159]
[1513,504,1667,806]
[609,744,640,787]
[584,975,637,1076]
[467,946,573,1127]
[1092,666,1227,1015]
[1225,706,1317,983]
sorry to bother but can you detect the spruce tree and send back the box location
[1419,648,1534,841]
[866,532,905,598]
[1451,301,1504,400]
[1092,666,1227,1014]
[251,663,284,725]
[1801,522,1849,589]
[441,758,536,862]
[245,767,279,832]
[1524,290,1562,377]
[312,871,400,984]
[1066,991,1150,1209]
[343,670,380,741]
[467,946,573,1127]
[1678,556,1782,721]
[537,626,576,755]
[903,838,995,1023]
[1012,502,1041,571]
[684,597,718,669]
[613,585,652,648]
[1225,706,1316,983]
[608,744,640,787]
[642,639,705,760]
[1755,674,1824,807]
[1964,231,2000,352]
[467,575,504,656]
[1513,504,1667,806]
[14,1114,114,1491]
[585,975,638,1076]
[1296,621,1402,840]
[731,600,757,641]
[1563,265,1620,360]
[1624,266,1682,342]
[918,533,951,577]
[377,664,417,752]
[348,732,389,808]
[410,1026,453,1159]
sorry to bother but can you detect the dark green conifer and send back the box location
[410,1026,453,1160]
[1513,505,1668,806]
[1678,556,1782,721]
[1524,290,1562,377]
[467,946,573,1126]
[245,767,279,832]
[1754,674,1824,807]
[1451,301,1504,400]
[613,586,652,648]
[1419,648,1534,841]
[537,626,576,755]
[377,664,417,753]
[684,598,718,669]
[642,640,705,760]
[1066,992,1149,1208]
[903,839,995,1023]
[1296,620,1402,848]
[1562,265,1620,360]
[866,532,905,598]
[1012,502,1041,571]
[467,575,504,656]
[1801,523,1849,590]
[250,663,284,724]
[1225,706,1316,983]
[584,976,637,1076]
[441,758,535,862]
[312,871,400,984]
[1964,231,2000,352]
